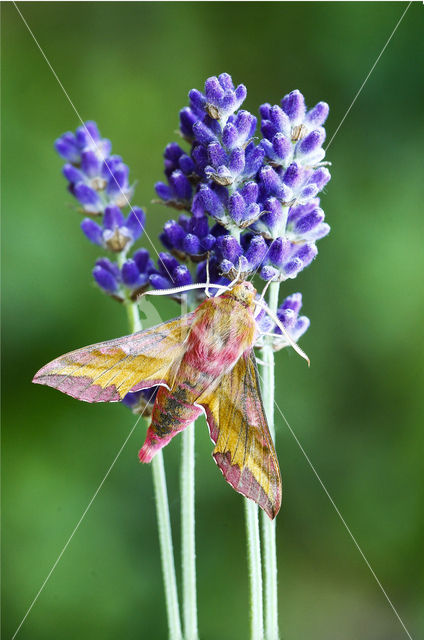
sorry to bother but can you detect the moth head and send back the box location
[229,281,257,308]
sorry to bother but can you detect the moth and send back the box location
[33,280,307,519]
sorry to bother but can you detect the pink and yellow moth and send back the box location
[33,281,307,518]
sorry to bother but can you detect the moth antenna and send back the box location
[205,254,211,298]
[254,278,275,318]
[254,299,310,366]
[139,282,228,301]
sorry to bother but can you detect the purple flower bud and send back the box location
[155,182,173,201]
[81,218,103,246]
[261,265,280,281]
[241,181,259,205]
[189,88,207,113]
[180,107,198,139]
[126,207,145,240]
[228,191,245,225]
[307,167,331,191]
[218,73,234,91]
[294,243,318,267]
[270,106,291,136]
[282,163,303,189]
[299,184,319,202]
[259,103,271,120]
[183,233,201,255]
[133,248,152,273]
[179,154,196,176]
[193,121,217,145]
[190,216,209,237]
[272,134,291,161]
[73,183,103,212]
[198,184,226,220]
[81,150,101,178]
[205,76,225,103]
[158,252,179,276]
[311,222,331,240]
[282,257,303,277]
[93,258,119,293]
[268,237,291,267]
[222,123,238,149]
[244,144,265,178]
[63,164,84,184]
[103,205,125,229]
[305,102,329,127]
[237,110,256,139]
[169,170,192,201]
[281,90,306,124]
[106,162,129,196]
[173,265,192,287]
[150,274,171,290]
[55,133,80,162]
[280,292,303,314]
[122,388,158,414]
[245,235,267,269]
[208,142,227,168]
[294,208,324,234]
[260,166,287,200]
[261,120,277,141]
[216,235,242,263]
[161,220,185,250]
[235,84,247,105]
[191,144,208,176]
[229,148,245,175]
[76,121,101,148]
[297,129,326,156]
[200,234,216,252]
[278,307,297,329]
[122,259,142,287]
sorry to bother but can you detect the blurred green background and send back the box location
[3,2,424,639]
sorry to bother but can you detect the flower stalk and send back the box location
[261,280,280,640]
[181,423,199,640]
[126,296,183,640]
[244,499,264,640]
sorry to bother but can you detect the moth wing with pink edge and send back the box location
[33,312,195,403]
[198,350,282,519]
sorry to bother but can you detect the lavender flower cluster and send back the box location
[55,74,331,409]
[155,74,330,284]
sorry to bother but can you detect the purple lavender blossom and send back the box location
[256,292,310,350]
[122,388,158,416]
[81,205,145,252]
[57,122,133,214]
[155,75,331,283]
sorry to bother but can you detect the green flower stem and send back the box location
[152,450,184,640]
[180,296,199,640]
[124,295,183,640]
[181,423,199,640]
[261,280,280,640]
[244,499,264,640]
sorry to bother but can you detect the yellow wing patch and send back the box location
[198,351,282,519]
[33,313,194,402]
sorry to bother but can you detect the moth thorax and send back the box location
[229,281,257,309]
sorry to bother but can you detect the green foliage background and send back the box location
[3,2,424,638]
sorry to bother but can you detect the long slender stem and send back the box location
[152,451,184,640]
[124,297,182,640]
[261,281,280,640]
[181,423,199,640]
[244,499,264,640]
